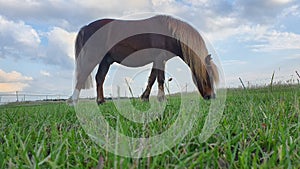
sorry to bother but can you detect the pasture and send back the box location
[0,85,299,168]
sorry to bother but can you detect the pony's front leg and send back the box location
[96,85,105,105]
[67,88,80,106]
[157,68,166,102]
[95,59,111,105]
[141,68,157,101]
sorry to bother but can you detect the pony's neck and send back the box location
[180,47,208,89]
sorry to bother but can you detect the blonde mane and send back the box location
[159,15,219,85]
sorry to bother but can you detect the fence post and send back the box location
[270,71,275,91]
[117,85,120,100]
[185,83,188,93]
[239,77,246,90]
[16,91,19,102]
[296,71,300,79]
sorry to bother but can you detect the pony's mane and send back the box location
[158,15,219,84]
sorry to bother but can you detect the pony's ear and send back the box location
[205,54,212,65]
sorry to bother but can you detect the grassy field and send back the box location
[0,85,299,168]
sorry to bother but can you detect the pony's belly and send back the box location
[114,49,174,67]
[119,56,154,67]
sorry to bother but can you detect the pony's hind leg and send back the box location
[96,59,111,105]
[141,67,157,101]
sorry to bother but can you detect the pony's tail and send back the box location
[75,26,93,89]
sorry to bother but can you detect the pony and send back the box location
[67,15,219,105]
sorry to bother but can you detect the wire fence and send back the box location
[0,71,299,105]
[226,71,300,89]
[0,91,68,105]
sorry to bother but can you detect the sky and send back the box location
[0,0,300,100]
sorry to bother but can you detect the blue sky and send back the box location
[0,0,300,99]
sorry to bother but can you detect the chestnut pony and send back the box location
[68,15,219,105]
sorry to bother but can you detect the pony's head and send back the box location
[159,15,219,100]
[193,54,219,100]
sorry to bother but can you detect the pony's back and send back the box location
[75,19,114,59]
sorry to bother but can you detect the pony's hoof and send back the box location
[141,97,149,102]
[157,96,166,102]
[157,90,165,102]
[97,100,105,105]
[66,97,77,106]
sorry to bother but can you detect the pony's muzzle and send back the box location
[203,93,216,100]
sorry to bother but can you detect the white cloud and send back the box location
[285,54,300,59]
[76,0,151,11]
[0,83,29,92]
[40,27,76,67]
[0,15,40,58]
[183,0,209,5]
[47,27,76,60]
[0,0,153,29]
[0,69,32,92]
[40,70,51,77]
[0,15,76,68]
[257,31,300,51]
[151,0,188,15]
[272,0,294,5]
[176,68,182,72]
[206,21,300,52]
[280,5,300,17]
[223,60,247,66]
[241,28,300,51]
[0,69,32,82]
[235,0,295,24]
[204,17,240,41]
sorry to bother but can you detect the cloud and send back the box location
[234,25,300,51]
[43,27,77,66]
[0,15,40,59]
[280,4,300,17]
[0,15,76,69]
[176,68,182,72]
[0,0,153,30]
[223,60,247,66]
[272,0,294,5]
[170,0,299,45]
[0,69,32,92]
[40,70,51,77]
[0,83,29,93]
[1,0,296,53]
[285,54,300,59]
[250,31,300,51]
[23,69,74,95]
[0,69,33,82]
[151,0,189,15]
[205,21,300,52]
[235,0,295,24]
[0,1,79,29]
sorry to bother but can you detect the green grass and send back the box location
[0,85,299,168]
